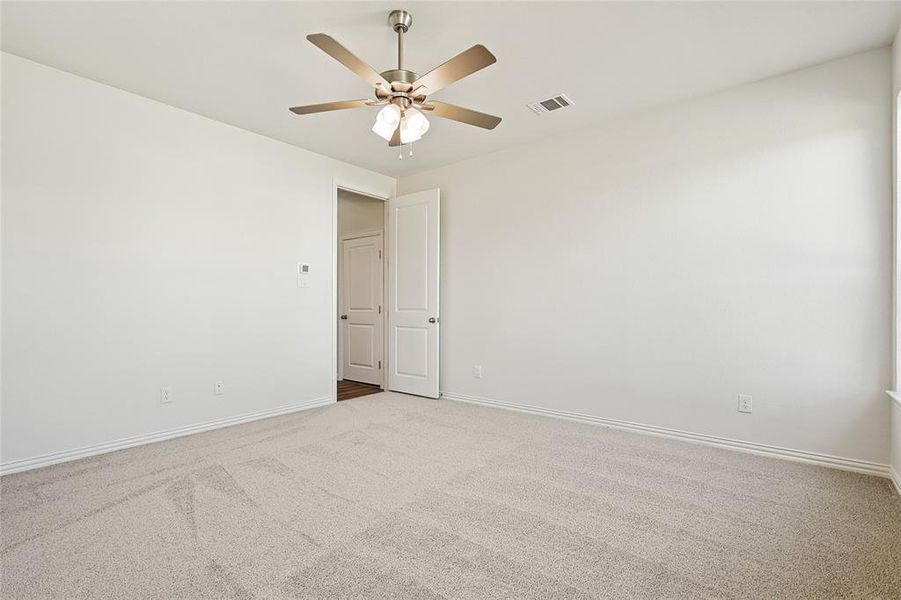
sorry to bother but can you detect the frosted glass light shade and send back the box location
[400,108,430,144]
[372,119,396,141]
[372,104,402,141]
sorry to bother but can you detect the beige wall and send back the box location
[338,190,385,239]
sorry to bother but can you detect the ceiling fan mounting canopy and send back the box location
[388,9,413,33]
[289,9,502,148]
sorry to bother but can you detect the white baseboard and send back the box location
[441,391,893,481]
[891,467,901,497]
[0,396,335,476]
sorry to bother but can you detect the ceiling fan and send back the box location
[289,9,501,152]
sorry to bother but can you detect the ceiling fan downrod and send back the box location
[379,9,418,99]
[388,9,413,71]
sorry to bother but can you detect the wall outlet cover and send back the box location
[738,394,753,413]
[160,387,172,404]
[215,382,224,396]
[473,365,483,379]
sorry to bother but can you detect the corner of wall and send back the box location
[891,25,901,481]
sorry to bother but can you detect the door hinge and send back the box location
[378,250,382,259]
[378,305,382,314]
[378,360,381,369]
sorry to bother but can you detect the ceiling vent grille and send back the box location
[527,94,574,115]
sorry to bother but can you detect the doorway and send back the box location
[337,189,386,399]
[331,183,441,401]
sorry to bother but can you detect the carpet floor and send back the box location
[1,392,899,599]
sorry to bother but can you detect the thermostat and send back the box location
[298,263,311,274]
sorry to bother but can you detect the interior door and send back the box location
[387,189,440,398]
[341,233,383,386]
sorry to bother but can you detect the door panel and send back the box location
[388,189,440,398]
[348,245,375,310]
[395,203,429,310]
[347,324,375,367]
[342,234,383,385]
[394,327,429,377]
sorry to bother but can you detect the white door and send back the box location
[341,233,383,385]
[387,189,440,398]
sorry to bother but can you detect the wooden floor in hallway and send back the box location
[337,379,382,401]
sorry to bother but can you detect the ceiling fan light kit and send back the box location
[372,104,401,141]
[400,107,430,144]
[289,9,501,155]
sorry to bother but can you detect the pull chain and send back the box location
[398,145,403,160]
[409,142,414,158]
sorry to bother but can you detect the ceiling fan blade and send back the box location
[307,33,390,89]
[388,123,401,147]
[423,101,502,130]
[411,45,497,95]
[289,99,373,115]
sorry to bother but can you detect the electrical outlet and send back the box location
[738,394,753,414]
[215,381,224,396]
[160,387,172,404]
[473,365,483,379]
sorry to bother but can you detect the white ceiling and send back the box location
[3,1,900,177]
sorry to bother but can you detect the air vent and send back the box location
[527,94,574,115]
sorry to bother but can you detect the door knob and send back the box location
[428,317,438,324]
[340,314,348,320]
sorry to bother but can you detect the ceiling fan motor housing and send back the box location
[374,71,421,109]
[380,69,419,86]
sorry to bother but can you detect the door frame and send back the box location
[338,230,385,385]
[331,179,390,395]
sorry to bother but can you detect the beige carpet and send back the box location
[2,392,899,599]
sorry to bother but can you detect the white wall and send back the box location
[0,54,395,467]
[400,48,893,465]
[891,26,901,483]
[893,400,901,485]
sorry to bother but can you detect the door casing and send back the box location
[332,181,390,395]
